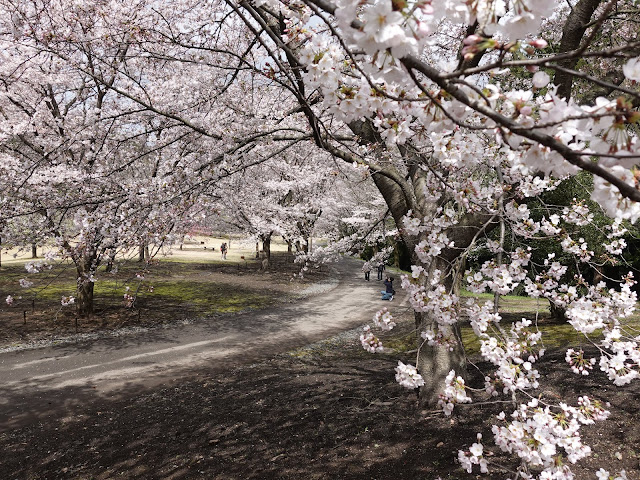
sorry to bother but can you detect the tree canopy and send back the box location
[1,0,640,478]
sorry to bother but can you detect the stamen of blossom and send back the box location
[565,348,596,375]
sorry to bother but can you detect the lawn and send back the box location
[0,237,328,349]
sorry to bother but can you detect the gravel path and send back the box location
[0,257,403,430]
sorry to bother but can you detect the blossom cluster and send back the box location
[372,307,396,331]
[489,398,605,478]
[565,349,596,376]
[438,370,471,416]
[394,361,424,390]
[360,325,384,353]
[465,247,530,295]
[478,318,544,394]
[458,434,488,474]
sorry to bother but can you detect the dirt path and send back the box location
[0,257,402,431]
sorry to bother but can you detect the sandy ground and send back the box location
[0,235,301,266]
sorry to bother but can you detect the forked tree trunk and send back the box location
[342,120,494,406]
[367,152,486,405]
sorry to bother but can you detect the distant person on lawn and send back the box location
[381,276,395,301]
[220,242,228,259]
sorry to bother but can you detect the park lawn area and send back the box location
[0,250,328,349]
[386,291,640,357]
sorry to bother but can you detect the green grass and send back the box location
[385,293,640,357]
[0,260,280,316]
[147,281,275,314]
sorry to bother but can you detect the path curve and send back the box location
[0,257,403,430]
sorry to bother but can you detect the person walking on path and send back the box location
[381,276,395,301]
[377,261,385,280]
[220,242,228,260]
[362,261,371,281]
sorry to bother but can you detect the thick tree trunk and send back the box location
[554,0,604,101]
[549,302,567,322]
[415,258,467,405]
[31,243,37,258]
[76,280,95,317]
[262,235,271,260]
[138,244,145,262]
[74,252,99,317]
[76,261,96,317]
[344,120,497,406]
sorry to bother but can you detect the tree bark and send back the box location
[554,0,604,101]
[76,280,95,317]
[75,257,96,317]
[105,250,117,273]
[31,243,37,258]
[261,233,272,260]
[263,238,270,259]
[415,257,467,405]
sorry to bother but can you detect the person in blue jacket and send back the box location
[381,276,395,301]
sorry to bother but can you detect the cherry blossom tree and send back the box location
[212,0,640,477]
[2,0,640,477]
[0,0,233,315]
